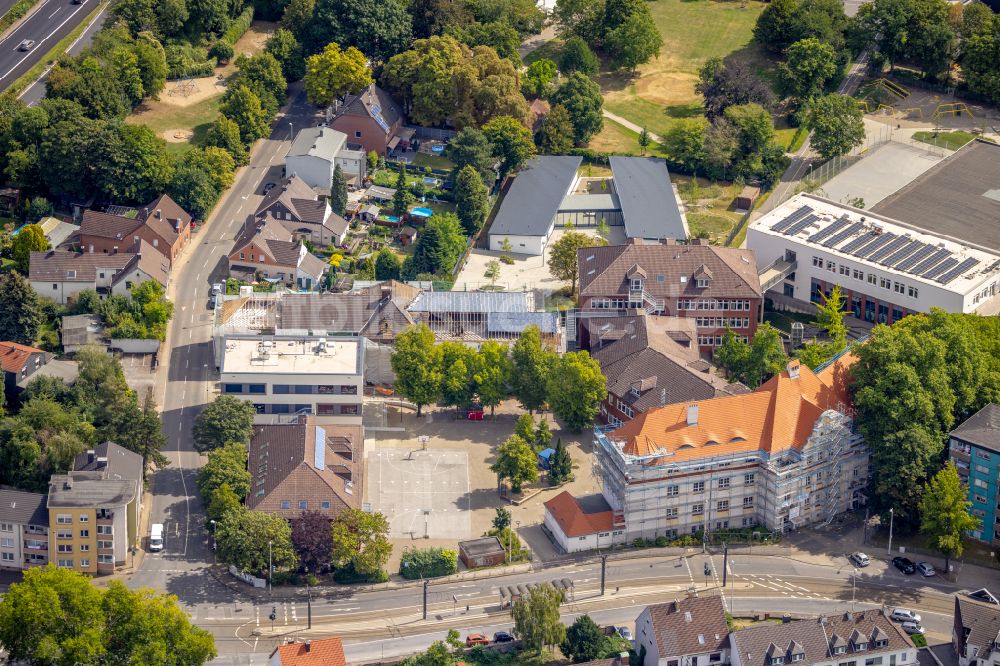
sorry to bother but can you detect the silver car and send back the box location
[890,608,921,623]
[901,622,925,635]
[916,562,937,577]
[18,39,35,51]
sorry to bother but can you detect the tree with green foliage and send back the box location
[291,510,333,572]
[192,395,257,453]
[696,57,775,121]
[920,461,979,572]
[11,224,48,274]
[550,72,604,144]
[549,231,598,293]
[523,58,558,98]
[167,147,234,220]
[216,507,298,574]
[374,247,402,280]
[391,324,442,416]
[301,0,412,62]
[392,162,411,217]
[537,103,575,155]
[562,614,610,663]
[206,483,242,524]
[515,413,537,443]
[454,165,490,235]
[755,0,849,53]
[808,93,865,159]
[124,387,169,476]
[399,546,458,578]
[230,52,288,116]
[304,42,373,107]
[90,123,171,203]
[549,437,573,484]
[407,212,467,277]
[795,340,838,370]
[472,340,511,416]
[493,506,512,531]
[663,119,707,172]
[408,0,471,38]
[961,13,1000,106]
[280,0,314,35]
[484,259,501,286]
[780,37,839,101]
[451,20,522,64]
[511,325,553,413]
[221,85,272,145]
[606,9,663,73]
[197,442,251,501]
[559,36,600,76]
[205,115,249,165]
[535,418,552,448]
[491,434,538,494]
[638,127,651,155]
[439,341,475,410]
[330,508,392,576]
[446,127,495,183]
[814,284,848,349]
[513,584,566,651]
[0,272,42,345]
[715,323,788,389]
[546,351,606,431]
[483,115,536,177]
[266,28,306,81]
[330,163,348,216]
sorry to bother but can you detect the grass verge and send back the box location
[0,0,38,35]
[912,130,977,151]
[7,0,107,97]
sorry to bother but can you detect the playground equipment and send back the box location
[932,102,974,123]
[168,77,198,97]
[870,78,910,100]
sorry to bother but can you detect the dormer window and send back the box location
[854,642,868,651]
[834,647,846,655]
[789,654,803,663]
[770,658,784,665]
[630,386,641,398]
[631,278,643,291]
[697,277,710,288]
[873,640,888,649]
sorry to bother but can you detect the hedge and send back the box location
[399,547,458,579]
[0,0,38,36]
[220,6,255,46]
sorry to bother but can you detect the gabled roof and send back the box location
[0,342,44,374]
[112,240,170,287]
[73,442,144,483]
[609,156,687,241]
[28,250,134,282]
[288,127,347,160]
[138,194,192,242]
[269,637,347,666]
[607,356,854,461]
[0,487,48,526]
[490,156,582,237]
[298,251,329,280]
[543,491,614,537]
[950,404,1000,454]
[256,176,331,225]
[80,210,141,241]
[231,218,302,266]
[578,241,761,299]
[335,84,402,131]
[956,594,1000,652]
[642,596,729,658]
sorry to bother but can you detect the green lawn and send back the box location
[126,95,222,156]
[411,152,455,171]
[912,130,977,151]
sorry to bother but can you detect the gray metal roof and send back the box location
[407,291,533,314]
[288,127,347,159]
[490,156,582,237]
[0,488,48,526]
[559,193,620,212]
[487,311,559,334]
[951,403,1000,454]
[609,156,687,241]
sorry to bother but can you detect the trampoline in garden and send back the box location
[411,207,433,219]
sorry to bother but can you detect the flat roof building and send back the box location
[748,193,1000,321]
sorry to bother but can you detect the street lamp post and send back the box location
[886,508,894,557]
[268,540,273,596]
[289,122,294,140]
[851,567,857,611]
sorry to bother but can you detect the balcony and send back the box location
[950,447,972,462]
[96,512,114,524]
[23,542,47,551]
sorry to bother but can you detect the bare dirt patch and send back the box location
[160,76,227,108]
[633,70,700,106]
[163,129,195,143]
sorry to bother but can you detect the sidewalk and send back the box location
[602,110,663,144]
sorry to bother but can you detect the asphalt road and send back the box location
[0,0,97,91]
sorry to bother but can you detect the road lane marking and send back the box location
[1,1,88,81]
[48,7,61,18]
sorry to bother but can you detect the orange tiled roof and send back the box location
[609,357,855,462]
[0,342,44,374]
[544,491,614,538]
[270,637,347,666]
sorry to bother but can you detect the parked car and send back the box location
[900,622,925,635]
[466,634,489,647]
[849,552,870,567]
[262,182,277,194]
[18,39,35,51]
[618,627,633,641]
[916,562,937,577]
[892,557,916,575]
[890,608,922,623]
[968,589,1000,604]
[493,632,514,643]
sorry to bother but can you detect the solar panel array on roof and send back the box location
[870,236,910,264]
[937,257,981,284]
[896,244,935,272]
[882,240,922,267]
[840,232,878,255]
[823,221,866,248]
[911,247,952,274]
[855,233,896,259]
[809,216,850,244]
[784,214,819,236]
[923,257,959,280]
[770,206,812,232]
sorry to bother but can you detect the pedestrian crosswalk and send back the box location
[732,572,825,598]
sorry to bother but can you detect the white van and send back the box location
[149,523,164,551]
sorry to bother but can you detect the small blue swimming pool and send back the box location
[411,207,433,218]
[379,215,400,223]
[431,145,445,153]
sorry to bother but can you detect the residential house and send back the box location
[248,416,362,519]
[0,342,78,406]
[269,637,347,666]
[636,596,730,666]
[286,127,366,191]
[47,443,144,574]
[543,490,624,553]
[32,216,78,249]
[29,239,169,304]
[729,610,916,666]
[227,218,328,290]
[255,175,349,247]
[954,593,1000,666]
[79,194,192,263]
[949,404,1000,545]
[0,488,50,570]
[585,356,866,543]
[577,239,762,355]
[219,335,364,421]
[580,313,748,427]
[329,84,404,156]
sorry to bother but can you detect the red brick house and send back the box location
[226,218,328,290]
[330,85,404,156]
[577,239,763,355]
[79,195,192,264]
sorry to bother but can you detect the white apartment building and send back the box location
[0,489,49,570]
[286,127,366,190]
[591,358,866,542]
[219,335,364,423]
[748,194,1000,323]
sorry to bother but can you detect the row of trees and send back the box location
[391,324,607,431]
[554,0,664,72]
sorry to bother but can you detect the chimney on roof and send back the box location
[305,640,311,653]
[673,599,681,611]
[787,360,801,380]
[87,450,95,464]
[661,238,676,246]
[687,404,698,426]
[64,478,73,490]
[156,209,161,219]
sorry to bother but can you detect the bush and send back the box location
[654,536,669,547]
[499,255,514,264]
[165,43,216,78]
[333,564,390,584]
[399,547,458,579]
[209,41,235,63]
[221,6,255,45]
[632,538,648,548]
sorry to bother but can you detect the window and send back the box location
[692,503,704,515]
[717,500,729,511]
[974,478,988,489]
[321,501,331,510]
[57,530,72,539]
[248,384,266,394]
[867,273,877,285]
[771,657,784,666]
[697,278,710,288]
[873,640,888,649]
[880,277,890,289]
[827,260,836,272]
[693,481,705,493]
[908,286,918,298]
[79,544,89,552]
[744,473,755,485]
[813,256,823,267]
[355,131,362,138]
[0,552,12,562]
[976,464,990,474]
[834,648,848,656]
[718,478,730,489]
[98,540,113,549]
[666,485,679,497]
[340,404,359,415]
[57,544,73,553]
[53,283,58,290]
[98,555,114,564]
[853,269,863,280]
[280,501,291,509]
[56,514,72,524]
[743,496,754,508]
[866,657,884,665]
[97,525,112,535]
[631,278,643,291]
[79,515,88,524]
[977,450,991,461]
[665,508,678,518]
[894,281,905,294]
[975,494,988,504]
[79,529,89,538]
[0,538,12,548]
[840,265,850,276]
[240,252,245,260]
[299,501,308,510]
[58,559,73,568]
[0,523,11,532]
[710,654,722,663]
[79,559,90,567]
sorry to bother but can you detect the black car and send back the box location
[892,556,916,575]
[493,632,515,643]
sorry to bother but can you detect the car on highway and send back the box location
[892,556,916,575]
[968,588,1000,604]
[71,0,87,4]
[618,627,633,641]
[900,622,925,635]
[465,634,489,647]
[890,608,921,623]
[493,632,514,643]
[18,39,36,51]
[849,552,870,567]
[916,562,937,577]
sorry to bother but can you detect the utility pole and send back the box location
[722,543,728,588]
[268,540,273,597]
[600,555,607,595]
[886,508,894,556]
[307,581,312,629]
[852,567,857,612]
[422,580,429,620]
[269,606,276,632]
[704,561,710,588]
